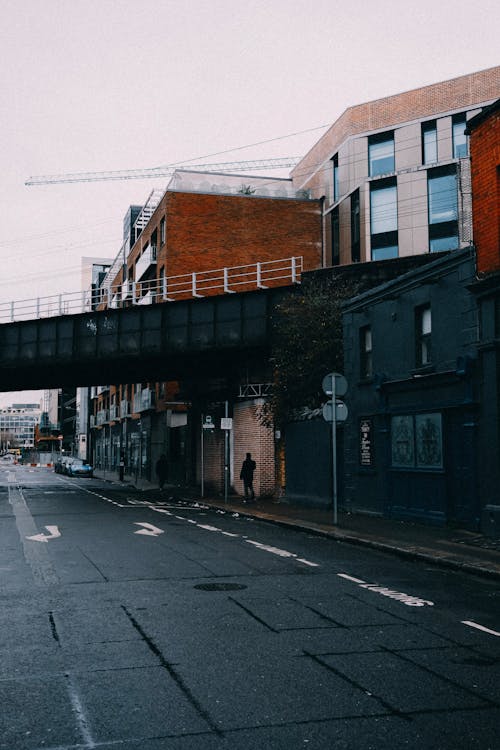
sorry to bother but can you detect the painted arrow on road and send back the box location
[26,525,61,543]
[134,522,164,537]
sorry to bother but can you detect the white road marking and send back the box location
[462,620,500,637]
[296,558,320,567]
[133,522,164,537]
[197,524,223,532]
[245,539,318,566]
[337,573,366,584]
[337,573,434,607]
[26,525,61,543]
[65,672,96,748]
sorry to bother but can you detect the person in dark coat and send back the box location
[155,454,168,490]
[240,452,256,501]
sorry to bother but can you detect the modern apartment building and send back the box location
[291,65,500,267]
[0,403,41,450]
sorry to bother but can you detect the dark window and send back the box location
[360,326,373,379]
[369,132,394,176]
[370,178,398,260]
[332,153,339,202]
[427,165,458,252]
[415,305,432,366]
[422,120,437,164]
[160,217,166,245]
[391,414,443,469]
[452,114,468,158]
[350,190,360,262]
[331,207,340,265]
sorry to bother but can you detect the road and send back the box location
[1,464,499,749]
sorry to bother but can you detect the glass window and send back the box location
[360,326,373,379]
[416,305,432,366]
[428,166,458,252]
[391,413,443,470]
[332,154,339,202]
[350,190,360,263]
[371,183,397,234]
[428,169,457,224]
[422,121,437,165]
[452,114,467,158]
[391,416,415,467]
[331,207,340,266]
[369,133,395,176]
[160,217,166,245]
[370,179,398,261]
[416,413,443,468]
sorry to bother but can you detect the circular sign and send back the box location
[322,373,348,397]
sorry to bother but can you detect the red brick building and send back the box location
[466,99,500,274]
[90,171,322,495]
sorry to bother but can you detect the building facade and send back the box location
[291,66,500,267]
[0,403,41,451]
[89,170,322,494]
[466,99,500,535]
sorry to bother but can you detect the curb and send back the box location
[203,502,500,582]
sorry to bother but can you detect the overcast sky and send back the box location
[0,0,498,408]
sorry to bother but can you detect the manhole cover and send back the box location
[194,583,247,592]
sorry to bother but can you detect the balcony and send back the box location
[89,415,96,428]
[135,244,157,281]
[97,385,109,395]
[121,280,133,301]
[133,388,156,413]
[109,404,118,421]
[137,290,154,306]
[96,409,109,426]
[120,399,131,418]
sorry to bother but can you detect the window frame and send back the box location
[415,304,432,367]
[427,165,459,253]
[350,189,360,263]
[422,120,438,165]
[452,114,468,159]
[360,325,373,379]
[391,413,443,470]
[370,177,398,261]
[368,132,395,177]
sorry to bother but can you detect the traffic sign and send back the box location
[220,417,233,430]
[322,373,348,397]
[202,415,215,430]
[322,400,348,423]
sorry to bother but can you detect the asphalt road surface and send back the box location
[1,465,499,749]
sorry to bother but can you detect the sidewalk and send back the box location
[94,469,500,580]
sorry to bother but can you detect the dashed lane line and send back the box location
[462,620,500,637]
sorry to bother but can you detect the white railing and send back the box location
[0,256,303,324]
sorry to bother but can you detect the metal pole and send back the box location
[224,401,229,505]
[331,373,338,525]
[201,413,205,498]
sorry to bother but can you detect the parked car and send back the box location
[66,458,93,478]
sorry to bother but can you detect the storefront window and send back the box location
[391,413,443,469]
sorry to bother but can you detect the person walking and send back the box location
[155,453,168,490]
[240,452,256,501]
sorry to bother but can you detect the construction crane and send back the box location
[25,157,300,186]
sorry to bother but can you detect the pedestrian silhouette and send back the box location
[240,452,256,501]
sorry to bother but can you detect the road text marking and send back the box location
[134,522,164,537]
[337,572,434,607]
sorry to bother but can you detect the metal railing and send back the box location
[0,256,303,324]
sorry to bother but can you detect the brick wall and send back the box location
[469,108,500,274]
[233,400,275,498]
[164,191,322,280]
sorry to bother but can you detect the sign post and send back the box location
[322,373,348,525]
